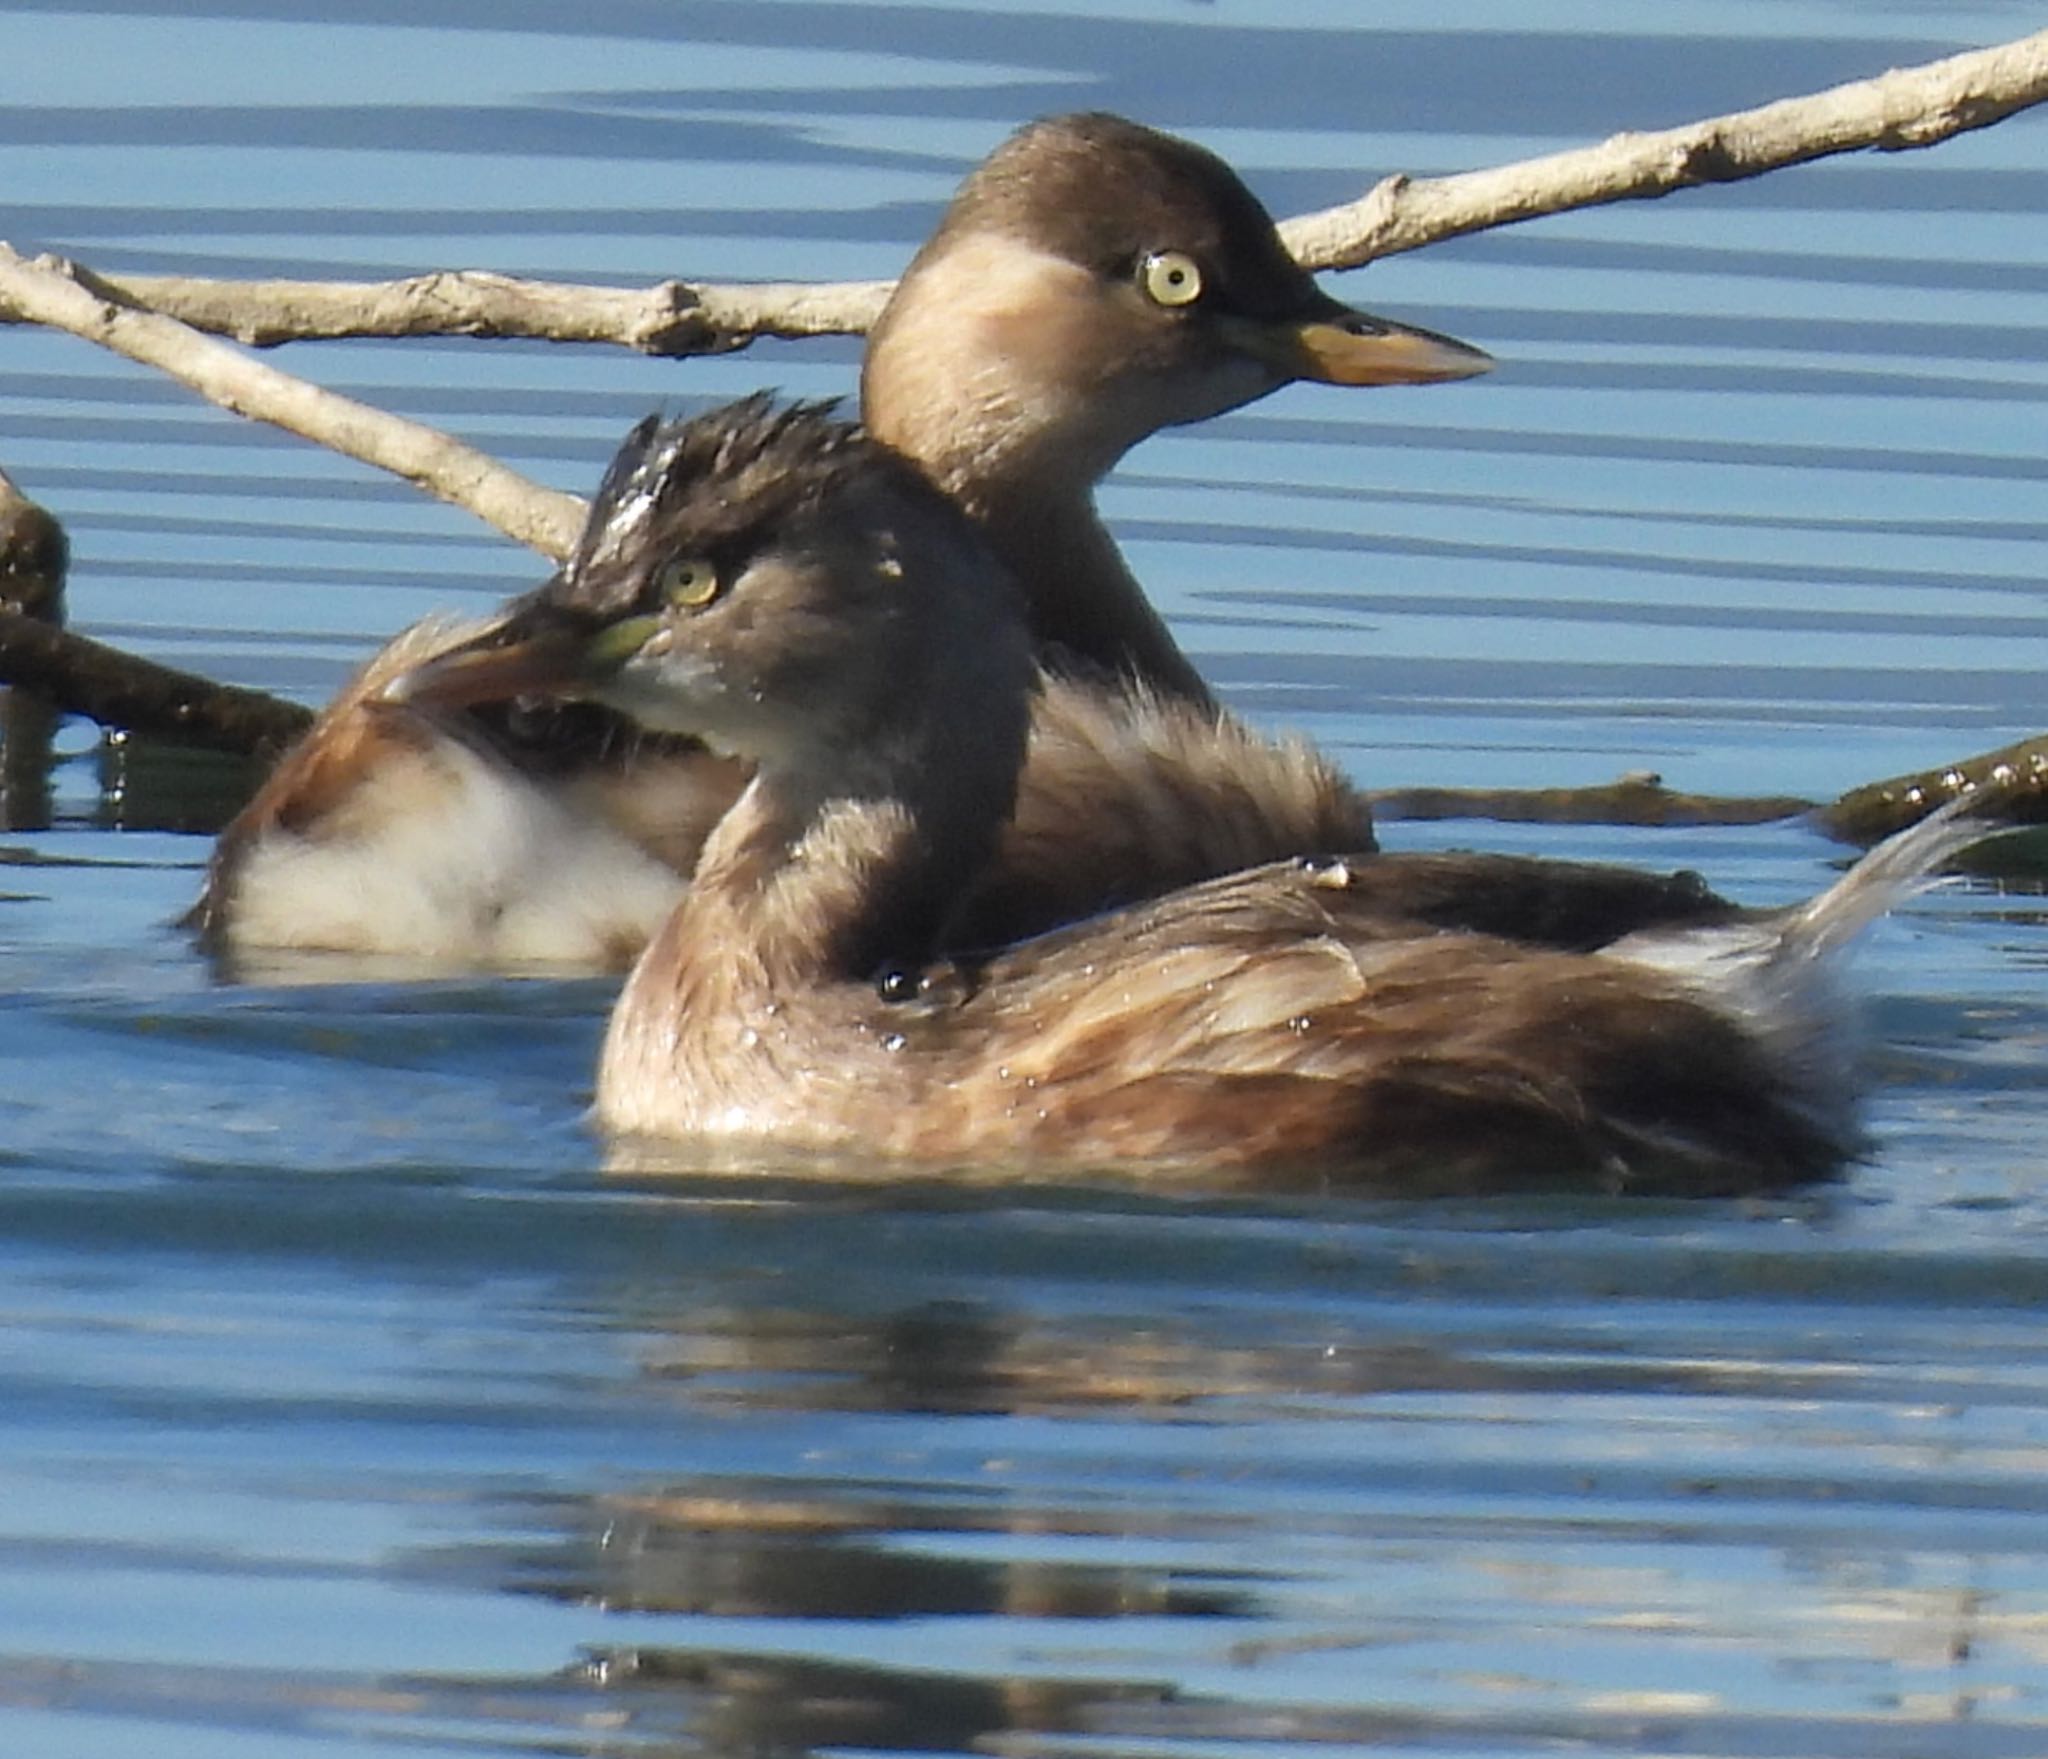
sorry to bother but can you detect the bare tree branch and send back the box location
[2,26,2046,818]
[1281,27,2048,267]
[0,30,2038,563]
[1,30,2041,361]
[12,269,894,358]
[0,246,586,557]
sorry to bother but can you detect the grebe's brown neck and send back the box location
[861,234,1211,706]
[677,631,1033,991]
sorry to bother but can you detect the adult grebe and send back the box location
[393,399,1981,1194]
[860,111,1489,708]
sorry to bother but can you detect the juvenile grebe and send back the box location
[190,114,1719,969]
[394,400,1980,1194]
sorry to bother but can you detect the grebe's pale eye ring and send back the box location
[1139,249,1203,309]
[657,555,722,610]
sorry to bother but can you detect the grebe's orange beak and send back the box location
[1221,298,1493,388]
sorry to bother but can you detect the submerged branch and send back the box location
[1819,734,2048,845]
[0,610,314,757]
[2,471,311,763]
[1369,776,1816,830]
[1372,740,2048,858]
[1,466,72,825]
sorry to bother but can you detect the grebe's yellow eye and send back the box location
[657,555,720,609]
[1139,249,1203,308]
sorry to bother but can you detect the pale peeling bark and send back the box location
[38,268,895,357]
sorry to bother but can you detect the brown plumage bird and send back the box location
[393,398,1980,1194]
[191,112,1720,970]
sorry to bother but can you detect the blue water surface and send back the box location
[2,1,2047,1753]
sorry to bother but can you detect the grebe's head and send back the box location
[863,112,1492,483]
[389,397,1030,774]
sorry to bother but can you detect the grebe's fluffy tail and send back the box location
[1606,798,1993,1147]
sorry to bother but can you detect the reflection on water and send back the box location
[3,0,2048,1755]
[11,1171,2048,1755]
[13,1010,2048,1746]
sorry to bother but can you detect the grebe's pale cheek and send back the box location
[594,647,726,740]
[597,645,821,772]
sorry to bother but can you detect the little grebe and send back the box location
[190,113,1719,969]
[860,111,1489,708]
[393,399,1980,1194]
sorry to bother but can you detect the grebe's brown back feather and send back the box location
[879,878,1836,1194]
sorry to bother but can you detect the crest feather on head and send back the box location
[563,395,873,611]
